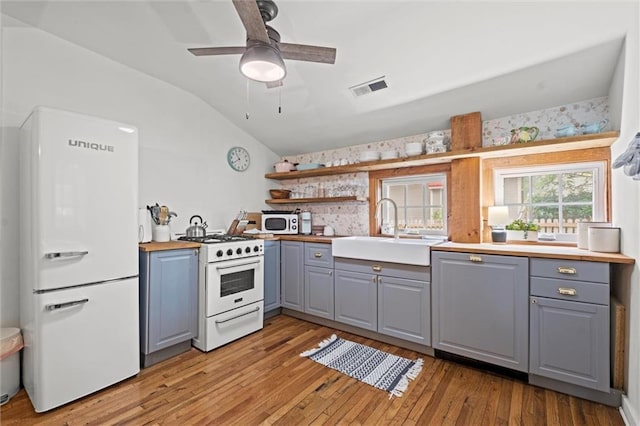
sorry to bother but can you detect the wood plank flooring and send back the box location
[0,315,624,425]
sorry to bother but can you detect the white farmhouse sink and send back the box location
[332,236,446,266]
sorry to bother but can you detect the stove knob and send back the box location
[236,248,242,255]
[245,247,251,253]
[226,249,233,256]
[253,246,259,252]
[216,250,224,257]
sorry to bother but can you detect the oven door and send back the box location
[206,256,264,316]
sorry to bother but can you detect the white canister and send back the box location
[152,224,171,242]
[588,227,620,253]
[577,221,611,249]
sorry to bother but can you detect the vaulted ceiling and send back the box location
[1,1,631,155]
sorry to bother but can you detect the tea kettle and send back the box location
[186,215,208,237]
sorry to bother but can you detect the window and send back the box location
[494,162,606,237]
[379,174,447,236]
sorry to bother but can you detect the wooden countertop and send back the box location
[432,242,635,264]
[139,241,201,252]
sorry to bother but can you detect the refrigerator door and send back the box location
[22,278,139,413]
[26,107,138,291]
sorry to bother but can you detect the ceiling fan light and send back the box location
[239,44,286,82]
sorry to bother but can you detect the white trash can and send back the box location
[1,327,23,405]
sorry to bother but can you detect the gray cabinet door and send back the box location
[263,240,281,312]
[378,276,430,345]
[305,266,334,320]
[280,241,304,311]
[432,251,529,372]
[334,269,377,331]
[147,249,198,353]
[530,296,610,391]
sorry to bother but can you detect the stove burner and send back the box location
[177,234,253,244]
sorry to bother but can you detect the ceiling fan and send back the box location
[188,0,337,86]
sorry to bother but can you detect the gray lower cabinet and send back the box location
[304,243,334,320]
[263,240,281,313]
[378,275,430,345]
[431,251,529,372]
[280,241,304,311]
[139,248,198,367]
[334,258,430,344]
[529,258,610,392]
[334,269,377,330]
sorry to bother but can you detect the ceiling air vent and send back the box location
[349,76,388,97]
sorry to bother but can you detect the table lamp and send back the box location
[488,206,509,243]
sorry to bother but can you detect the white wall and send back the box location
[0,21,279,326]
[608,3,640,424]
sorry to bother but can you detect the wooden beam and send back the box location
[450,111,482,151]
[450,157,481,243]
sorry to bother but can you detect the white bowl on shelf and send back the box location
[359,151,380,162]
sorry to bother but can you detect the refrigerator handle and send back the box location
[44,251,89,260]
[45,298,89,311]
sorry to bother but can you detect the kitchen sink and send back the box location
[331,236,446,266]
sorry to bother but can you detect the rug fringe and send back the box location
[388,358,424,399]
[300,334,338,357]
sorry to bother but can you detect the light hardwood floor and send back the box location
[0,315,624,425]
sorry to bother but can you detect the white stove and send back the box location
[178,234,264,352]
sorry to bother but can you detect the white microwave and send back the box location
[262,214,298,234]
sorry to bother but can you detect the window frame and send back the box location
[369,164,451,237]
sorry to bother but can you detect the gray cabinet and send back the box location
[334,268,377,330]
[263,240,281,313]
[378,275,430,345]
[431,251,529,372]
[334,258,430,344]
[529,258,610,392]
[139,248,198,367]
[280,241,304,311]
[304,243,334,319]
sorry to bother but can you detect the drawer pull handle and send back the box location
[469,255,483,263]
[372,265,382,272]
[314,252,323,258]
[558,287,577,296]
[557,266,577,275]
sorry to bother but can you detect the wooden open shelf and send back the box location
[264,132,619,180]
[265,196,367,204]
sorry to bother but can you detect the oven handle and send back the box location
[215,259,261,271]
[214,306,261,324]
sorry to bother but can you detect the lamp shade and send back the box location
[487,206,509,226]
[239,43,287,82]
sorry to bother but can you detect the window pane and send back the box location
[562,171,593,202]
[563,205,593,221]
[532,174,559,203]
[507,205,529,222]
[427,207,445,230]
[406,207,423,227]
[406,184,423,206]
[387,185,404,204]
[504,177,530,204]
[532,206,559,234]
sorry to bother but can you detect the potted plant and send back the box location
[505,219,540,241]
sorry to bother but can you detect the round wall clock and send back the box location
[227,146,250,172]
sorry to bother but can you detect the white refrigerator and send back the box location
[19,107,140,412]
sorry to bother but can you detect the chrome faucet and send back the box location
[375,198,399,239]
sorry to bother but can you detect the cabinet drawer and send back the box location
[305,243,334,268]
[334,257,429,282]
[530,277,609,305]
[530,258,609,284]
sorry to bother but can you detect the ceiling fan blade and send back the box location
[188,46,246,56]
[232,0,270,44]
[265,80,283,89]
[279,43,336,64]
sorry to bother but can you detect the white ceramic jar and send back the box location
[588,227,620,252]
[577,221,611,249]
